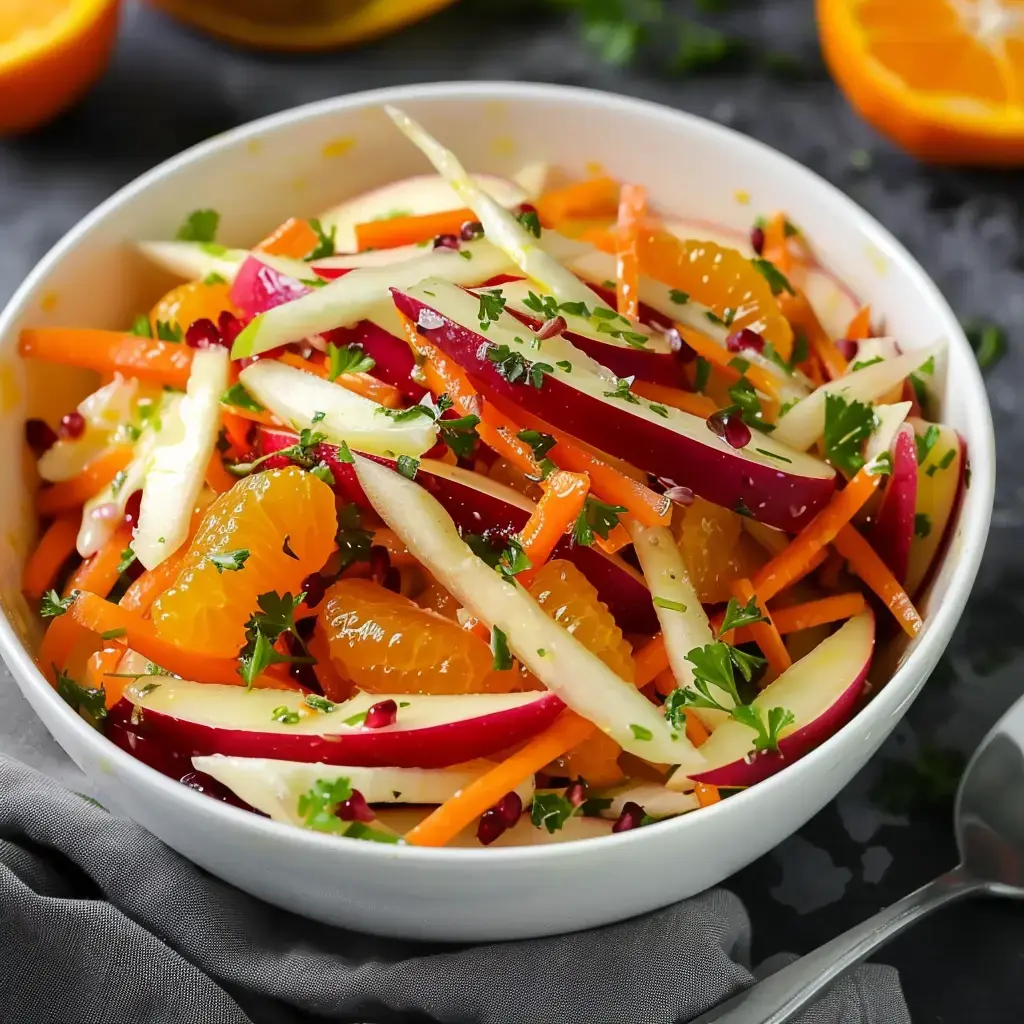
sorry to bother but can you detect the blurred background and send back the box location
[2,1,1022,1021]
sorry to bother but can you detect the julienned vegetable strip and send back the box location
[684,708,710,746]
[694,782,721,807]
[779,290,848,381]
[21,514,79,600]
[257,217,320,259]
[64,523,134,599]
[277,351,404,408]
[119,552,186,615]
[768,592,867,636]
[832,525,923,637]
[354,207,477,251]
[206,452,239,494]
[404,712,595,847]
[535,177,620,227]
[752,468,881,603]
[19,329,194,388]
[69,592,300,689]
[86,646,127,709]
[676,324,781,403]
[616,183,646,320]
[731,578,792,674]
[36,614,87,686]
[845,305,873,341]
[36,447,134,516]
[760,213,791,272]
[517,470,590,580]
[631,379,717,418]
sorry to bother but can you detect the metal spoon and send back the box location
[691,695,1024,1023]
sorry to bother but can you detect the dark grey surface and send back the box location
[0,1,1019,1021]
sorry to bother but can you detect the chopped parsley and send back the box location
[336,503,373,570]
[335,440,354,464]
[867,451,893,476]
[310,462,335,486]
[914,513,932,539]
[271,705,301,725]
[304,694,337,713]
[238,591,311,687]
[750,258,795,297]
[719,595,767,635]
[464,533,504,569]
[99,628,126,641]
[908,355,935,411]
[629,723,653,741]
[602,376,641,404]
[915,424,941,466]
[728,377,773,432]
[755,448,791,463]
[705,308,736,328]
[927,448,957,477]
[555,359,573,373]
[305,218,337,261]
[129,314,153,338]
[669,289,690,305]
[229,427,327,477]
[729,704,796,754]
[311,410,326,424]
[530,791,579,833]
[478,290,507,328]
[573,496,627,547]
[497,538,532,582]
[175,209,219,244]
[491,626,513,671]
[221,381,265,413]
[203,272,227,286]
[516,428,558,479]
[485,344,551,388]
[327,342,375,380]
[850,355,884,372]
[522,290,559,320]
[116,546,137,576]
[297,777,352,831]
[653,596,687,613]
[54,667,106,729]
[559,300,592,318]
[208,549,250,573]
[517,208,542,238]
[155,320,183,343]
[40,590,75,619]
[376,404,435,424]
[693,356,711,392]
[823,393,877,476]
[396,455,419,480]
[649,403,669,418]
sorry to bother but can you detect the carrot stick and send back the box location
[119,552,185,615]
[87,647,128,708]
[654,667,677,696]
[817,549,845,590]
[36,447,134,516]
[221,402,281,428]
[760,213,792,272]
[22,514,79,601]
[517,470,589,581]
[19,329,194,388]
[676,324,780,403]
[832,525,922,637]
[633,633,671,687]
[615,184,646,320]
[278,351,403,408]
[535,177,620,227]
[752,468,881,603]
[355,208,476,251]
[632,379,717,418]
[684,708,710,746]
[64,523,134,599]
[779,291,848,381]
[36,614,88,685]
[768,592,867,635]
[694,782,721,806]
[845,305,873,341]
[206,452,238,495]
[257,217,319,259]
[69,592,299,689]
[732,578,791,674]
[221,410,255,455]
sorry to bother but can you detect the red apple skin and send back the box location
[257,428,659,633]
[688,656,873,788]
[116,692,565,769]
[871,425,918,584]
[323,321,426,401]
[392,289,835,532]
[230,255,312,317]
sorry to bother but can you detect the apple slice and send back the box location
[905,419,965,597]
[352,452,703,767]
[394,279,835,532]
[134,348,229,569]
[191,755,535,827]
[772,345,940,452]
[668,610,875,789]
[230,239,517,359]
[318,172,529,251]
[791,261,861,342]
[238,360,437,458]
[229,252,315,316]
[122,678,564,768]
[870,423,918,583]
[137,240,249,283]
[597,781,700,819]
[373,806,614,846]
[328,305,427,402]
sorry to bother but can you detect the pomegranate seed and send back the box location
[123,490,143,527]
[218,311,246,346]
[368,545,391,586]
[724,416,752,449]
[498,791,523,827]
[185,318,223,349]
[612,800,646,833]
[59,410,85,440]
[726,328,765,355]
[518,203,538,217]
[536,315,567,341]
[836,338,858,362]
[337,789,375,822]
[365,698,398,729]
[383,566,402,594]
[565,778,588,808]
[477,807,506,846]
[460,220,484,242]
[750,225,765,255]
[432,233,460,251]
[25,419,57,455]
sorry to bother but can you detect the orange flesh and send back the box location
[149,280,236,336]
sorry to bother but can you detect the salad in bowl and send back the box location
[17,106,961,850]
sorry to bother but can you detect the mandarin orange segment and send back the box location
[546,729,625,788]
[151,468,336,656]
[319,578,523,694]
[526,559,635,682]
[149,280,237,336]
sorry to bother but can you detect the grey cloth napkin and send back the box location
[0,756,909,1024]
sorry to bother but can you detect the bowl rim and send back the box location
[0,80,995,863]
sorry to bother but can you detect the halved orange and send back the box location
[0,0,119,136]
[819,0,1024,164]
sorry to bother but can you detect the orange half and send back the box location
[819,0,1024,164]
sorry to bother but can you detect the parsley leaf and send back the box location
[396,455,419,480]
[40,590,75,619]
[327,342,375,380]
[497,538,532,582]
[850,355,884,372]
[305,218,337,261]
[208,549,250,573]
[54,666,106,728]
[336,503,373,570]
[630,723,653,741]
[464,532,504,569]
[175,209,220,244]
[750,258,795,296]
[602,376,640,404]
[915,424,941,466]
[478,290,507,327]
[573,496,627,546]
[221,382,265,413]
[491,626,513,670]
[271,705,300,725]
[729,704,795,753]
[297,777,353,832]
[823,393,877,476]
[238,591,310,687]
[867,451,893,476]
[522,291,560,320]
[155,320,183,343]
[485,344,550,388]
[129,314,153,338]
[517,208,542,238]
[719,595,767,635]
[516,429,558,479]
[693,356,711,393]
[669,289,690,304]
[530,791,578,834]
[116,546,137,576]
[203,272,227,286]
[728,377,773,432]
[304,694,337,713]
[438,414,480,459]
[914,513,932,539]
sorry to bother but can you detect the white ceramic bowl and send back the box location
[0,82,993,942]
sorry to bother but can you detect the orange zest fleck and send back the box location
[35,447,134,516]
[615,183,646,320]
[22,514,79,601]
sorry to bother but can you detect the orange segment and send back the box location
[149,280,237,336]
[151,468,336,656]
[819,0,1024,163]
[0,0,118,135]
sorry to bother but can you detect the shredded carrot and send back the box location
[221,410,255,455]
[760,213,792,272]
[221,402,280,428]
[19,329,194,388]
[36,613,88,685]
[654,667,677,696]
[535,177,620,227]
[355,208,476,251]
[206,452,238,495]
[752,468,881,603]
[64,523,134,599]
[779,290,848,380]
[769,592,867,635]
[832,525,922,637]
[119,552,185,616]
[732,578,791,674]
[22,514,79,601]
[256,217,319,259]
[517,470,590,582]
[845,305,873,341]
[631,379,717,418]
[684,708,710,747]
[86,647,128,708]
[278,351,403,408]
[817,549,845,590]
[694,782,721,806]
[69,591,299,689]
[676,324,780,403]
[634,633,671,686]
[35,447,134,516]
[615,184,646,320]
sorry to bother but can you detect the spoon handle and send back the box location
[690,866,980,1024]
